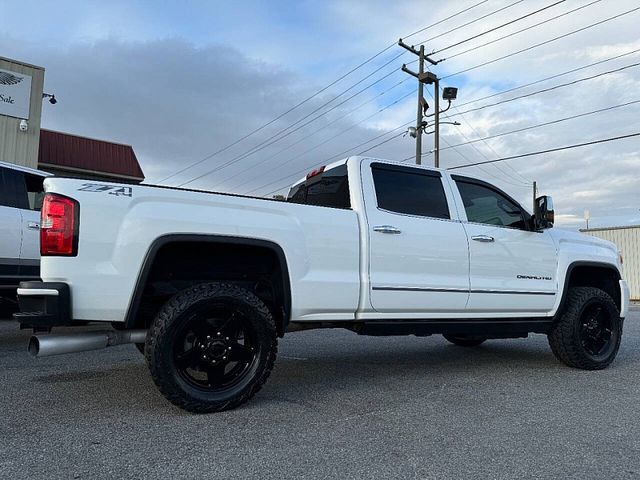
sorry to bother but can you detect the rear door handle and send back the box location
[27,222,40,230]
[373,225,402,234]
[471,234,494,243]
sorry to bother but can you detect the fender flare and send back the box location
[554,260,622,318]
[124,234,292,333]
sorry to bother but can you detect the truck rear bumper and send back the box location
[13,281,72,330]
[620,279,630,319]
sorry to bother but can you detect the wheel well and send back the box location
[127,237,291,336]
[565,264,621,312]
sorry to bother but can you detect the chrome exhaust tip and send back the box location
[28,330,147,358]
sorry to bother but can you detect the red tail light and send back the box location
[40,193,79,256]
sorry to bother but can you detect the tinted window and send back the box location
[0,167,28,209]
[372,164,449,219]
[287,164,350,209]
[0,167,7,206]
[456,180,527,230]
[24,173,45,211]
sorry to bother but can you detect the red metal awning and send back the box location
[38,129,144,180]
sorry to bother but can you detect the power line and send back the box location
[178,61,405,187]
[157,51,397,184]
[413,0,525,47]
[441,5,640,79]
[433,136,531,188]
[183,0,518,188]
[402,0,489,40]
[439,99,640,152]
[396,61,640,162]
[246,121,413,196]
[356,131,406,155]
[227,89,416,192]
[157,0,491,184]
[431,86,533,186]
[451,61,640,117]
[447,132,640,170]
[454,47,640,109]
[441,0,603,61]
[431,0,567,55]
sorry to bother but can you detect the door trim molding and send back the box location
[372,285,555,296]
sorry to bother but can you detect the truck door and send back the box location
[452,176,558,313]
[365,162,470,314]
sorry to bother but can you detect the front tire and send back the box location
[443,334,486,347]
[146,283,277,413]
[548,286,622,370]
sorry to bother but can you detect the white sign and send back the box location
[0,68,32,119]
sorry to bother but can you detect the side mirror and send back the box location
[534,195,554,230]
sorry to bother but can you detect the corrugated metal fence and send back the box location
[582,226,640,300]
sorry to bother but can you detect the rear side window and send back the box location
[371,163,450,219]
[287,164,350,209]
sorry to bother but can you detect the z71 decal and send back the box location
[78,183,133,197]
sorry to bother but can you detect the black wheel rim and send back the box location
[579,302,614,357]
[173,302,259,392]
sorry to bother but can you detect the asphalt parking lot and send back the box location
[1,306,639,480]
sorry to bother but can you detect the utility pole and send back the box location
[398,39,438,166]
[434,76,440,168]
[415,44,425,165]
[533,181,537,215]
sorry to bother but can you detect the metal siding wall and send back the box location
[0,58,44,169]
[584,227,640,300]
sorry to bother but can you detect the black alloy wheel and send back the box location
[548,286,622,370]
[146,283,277,413]
[174,307,259,392]
[579,302,614,358]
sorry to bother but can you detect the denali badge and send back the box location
[517,274,552,281]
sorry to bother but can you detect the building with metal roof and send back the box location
[38,129,144,183]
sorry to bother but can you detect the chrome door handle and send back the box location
[27,222,40,230]
[471,234,494,243]
[373,225,402,234]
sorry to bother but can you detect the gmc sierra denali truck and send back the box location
[16,156,630,413]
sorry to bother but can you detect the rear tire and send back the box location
[443,334,486,347]
[548,286,622,370]
[146,282,277,413]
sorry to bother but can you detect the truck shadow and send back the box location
[19,334,639,419]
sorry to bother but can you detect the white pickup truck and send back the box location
[16,156,629,413]
[0,161,47,317]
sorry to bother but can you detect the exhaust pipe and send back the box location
[28,329,147,357]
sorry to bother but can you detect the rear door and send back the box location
[365,162,469,314]
[452,176,558,313]
[0,167,23,285]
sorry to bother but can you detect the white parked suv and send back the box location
[0,161,47,316]
[16,156,629,412]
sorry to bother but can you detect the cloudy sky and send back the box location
[2,0,639,228]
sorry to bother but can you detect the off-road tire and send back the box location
[443,334,486,347]
[548,286,622,370]
[146,283,277,413]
